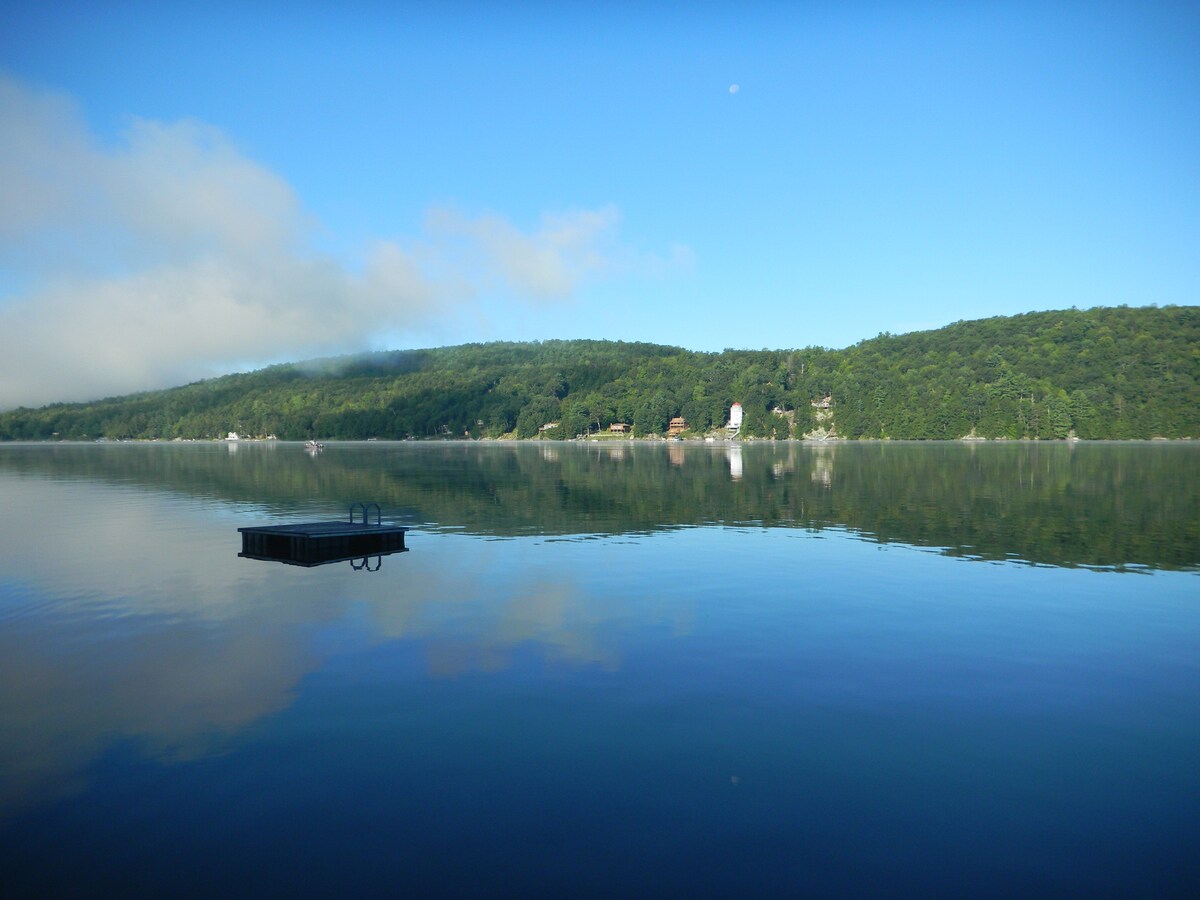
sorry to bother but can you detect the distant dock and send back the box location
[238,503,408,568]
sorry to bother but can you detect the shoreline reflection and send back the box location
[0,441,1195,570]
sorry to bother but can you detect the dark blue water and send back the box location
[1,442,1197,896]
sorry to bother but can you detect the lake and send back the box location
[1,441,1197,896]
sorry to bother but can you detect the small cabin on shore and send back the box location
[609,423,630,433]
[668,417,687,436]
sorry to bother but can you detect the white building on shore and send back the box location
[727,403,743,435]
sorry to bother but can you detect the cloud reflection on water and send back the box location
[0,473,685,818]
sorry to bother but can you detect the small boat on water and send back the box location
[305,440,326,452]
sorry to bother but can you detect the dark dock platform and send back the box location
[238,503,408,568]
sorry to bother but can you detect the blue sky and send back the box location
[1,1,1197,408]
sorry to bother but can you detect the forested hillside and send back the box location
[2,306,1196,441]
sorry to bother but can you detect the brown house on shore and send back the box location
[668,417,687,436]
[609,423,630,433]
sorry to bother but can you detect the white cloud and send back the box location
[425,205,694,302]
[425,205,621,300]
[0,76,689,410]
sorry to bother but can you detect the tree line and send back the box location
[1,305,1196,441]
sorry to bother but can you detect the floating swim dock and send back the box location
[238,502,408,568]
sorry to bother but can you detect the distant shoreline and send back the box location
[4,437,1197,446]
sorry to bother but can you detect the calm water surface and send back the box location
[1,442,1197,896]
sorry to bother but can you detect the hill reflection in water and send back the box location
[1,440,1196,570]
